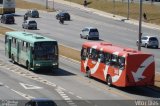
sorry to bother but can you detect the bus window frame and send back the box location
[110,54,119,67]
[118,56,125,70]
[90,48,99,61]
[98,51,105,63]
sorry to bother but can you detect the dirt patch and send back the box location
[59,45,80,61]
[16,0,55,12]
[0,26,13,35]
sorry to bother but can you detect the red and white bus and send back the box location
[81,42,155,87]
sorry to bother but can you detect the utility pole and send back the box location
[46,0,48,9]
[53,0,54,10]
[138,0,143,51]
[113,0,115,17]
[127,0,130,20]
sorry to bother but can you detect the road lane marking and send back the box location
[11,89,34,100]
[19,83,43,90]
[76,96,82,99]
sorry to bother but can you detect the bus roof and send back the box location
[83,42,150,56]
[6,31,57,43]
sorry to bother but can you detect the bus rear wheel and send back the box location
[107,75,112,87]
[86,69,91,78]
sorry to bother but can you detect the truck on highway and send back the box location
[0,0,15,14]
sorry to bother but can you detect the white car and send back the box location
[136,36,159,48]
[22,20,37,29]
[80,27,99,40]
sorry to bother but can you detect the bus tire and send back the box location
[11,54,15,64]
[26,61,31,71]
[107,75,112,87]
[86,69,91,78]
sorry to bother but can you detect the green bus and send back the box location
[5,31,59,71]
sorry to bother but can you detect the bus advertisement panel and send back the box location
[81,42,155,87]
[0,0,15,14]
[5,31,58,71]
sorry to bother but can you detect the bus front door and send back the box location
[17,42,20,63]
[8,39,11,58]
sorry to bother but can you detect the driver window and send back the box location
[81,48,87,60]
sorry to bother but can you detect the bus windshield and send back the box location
[34,42,58,60]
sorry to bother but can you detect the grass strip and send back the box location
[65,0,160,25]
[16,0,55,12]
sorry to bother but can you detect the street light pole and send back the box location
[127,0,130,20]
[138,0,143,51]
[53,0,54,10]
[113,0,115,17]
[46,0,48,9]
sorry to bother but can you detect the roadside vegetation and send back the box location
[16,0,55,12]
[0,26,13,35]
[65,0,160,25]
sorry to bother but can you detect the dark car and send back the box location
[25,98,56,106]
[25,9,39,18]
[0,14,15,24]
[56,11,70,20]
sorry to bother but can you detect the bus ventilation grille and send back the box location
[100,42,112,46]
[123,48,137,53]
[34,36,44,39]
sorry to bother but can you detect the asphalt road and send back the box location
[0,34,160,106]
[0,1,160,105]
[2,1,160,73]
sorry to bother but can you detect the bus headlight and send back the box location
[35,64,41,66]
[52,63,57,66]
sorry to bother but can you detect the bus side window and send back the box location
[22,41,27,52]
[110,54,118,67]
[26,42,30,52]
[81,48,87,60]
[105,53,111,65]
[91,49,98,61]
[118,56,125,69]
[98,51,105,63]
[12,37,17,48]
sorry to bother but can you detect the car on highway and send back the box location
[22,20,37,29]
[56,11,70,21]
[0,14,15,24]
[136,36,159,48]
[25,98,56,106]
[80,27,99,40]
[25,9,39,18]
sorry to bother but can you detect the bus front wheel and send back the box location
[86,69,91,78]
[11,54,15,64]
[107,75,112,87]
